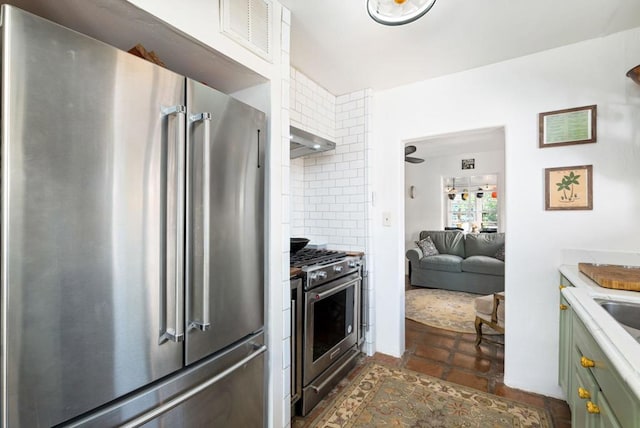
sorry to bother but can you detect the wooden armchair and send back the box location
[474,292,505,345]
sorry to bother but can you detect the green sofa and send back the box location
[406,230,505,295]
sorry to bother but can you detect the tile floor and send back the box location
[293,286,572,427]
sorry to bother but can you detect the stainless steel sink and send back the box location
[596,300,640,342]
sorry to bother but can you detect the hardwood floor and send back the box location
[293,284,572,427]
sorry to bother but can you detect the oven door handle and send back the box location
[312,276,360,300]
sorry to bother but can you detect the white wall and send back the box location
[405,148,505,271]
[372,27,640,398]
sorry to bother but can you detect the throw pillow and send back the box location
[416,236,439,256]
[495,245,505,261]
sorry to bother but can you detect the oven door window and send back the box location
[312,286,354,361]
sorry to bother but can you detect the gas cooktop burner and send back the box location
[290,248,347,268]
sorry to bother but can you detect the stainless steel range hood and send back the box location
[290,125,336,159]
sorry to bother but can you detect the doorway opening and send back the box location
[402,126,506,388]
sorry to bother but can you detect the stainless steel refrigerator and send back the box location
[0,5,266,427]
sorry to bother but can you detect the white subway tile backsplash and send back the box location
[349,160,365,169]
[289,67,371,254]
[342,152,357,162]
[335,161,350,171]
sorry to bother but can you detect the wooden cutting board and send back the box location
[578,263,640,291]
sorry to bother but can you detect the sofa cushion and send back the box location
[461,255,505,276]
[415,236,439,256]
[465,233,505,257]
[419,230,465,258]
[418,254,463,273]
[495,245,505,261]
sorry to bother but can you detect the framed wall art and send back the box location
[461,158,475,170]
[539,105,597,148]
[545,165,593,211]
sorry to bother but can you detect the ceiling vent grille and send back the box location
[221,0,272,62]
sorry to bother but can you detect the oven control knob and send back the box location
[348,260,357,268]
[334,265,343,273]
[310,272,318,280]
[317,271,327,279]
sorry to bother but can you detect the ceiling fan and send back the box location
[404,145,424,163]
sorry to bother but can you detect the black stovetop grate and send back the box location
[290,248,347,268]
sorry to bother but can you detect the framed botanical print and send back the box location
[545,165,593,210]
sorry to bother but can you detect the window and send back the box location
[445,176,498,232]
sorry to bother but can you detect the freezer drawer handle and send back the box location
[121,344,267,428]
[190,112,212,332]
[162,104,186,343]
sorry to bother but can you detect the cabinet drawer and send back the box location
[573,315,638,428]
[572,359,598,427]
[558,294,572,398]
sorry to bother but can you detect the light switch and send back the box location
[383,212,391,227]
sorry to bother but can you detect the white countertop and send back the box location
[559,264,640,401]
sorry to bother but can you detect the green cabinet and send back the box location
[559,275,639,428]
[558,292,572,398]
[558,275,574,396]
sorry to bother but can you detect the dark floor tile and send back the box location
[552,419,572,428]
[456,340,499,358]
[414,343,451,363]
[451,353,492,373]
[547,397,571,420]
[494,382,546,408]
[422,325,460,338]
[445,368,489,392]
[370,352,402,367]
[405,328,424,345]
[405,355,445,378]
[420,333,456,349]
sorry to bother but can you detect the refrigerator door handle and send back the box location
[162,104,186,343]
[121,344,267,428]
[257,129,261,168]
[189,112,212,332]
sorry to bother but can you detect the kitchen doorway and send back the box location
[402,126,506,377]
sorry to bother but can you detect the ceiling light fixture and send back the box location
[627,64,640,85]
[367,0,437,26]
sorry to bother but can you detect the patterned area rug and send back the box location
[310,363,551,427]
[405,288,500,334]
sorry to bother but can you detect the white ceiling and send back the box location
[279,0,640,95]
[407,126,504,159]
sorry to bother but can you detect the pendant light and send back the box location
[367,0,437,26]
[447,178,456,200]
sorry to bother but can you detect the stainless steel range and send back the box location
[291,248,363,416]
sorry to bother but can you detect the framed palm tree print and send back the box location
[545,165,593,210]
